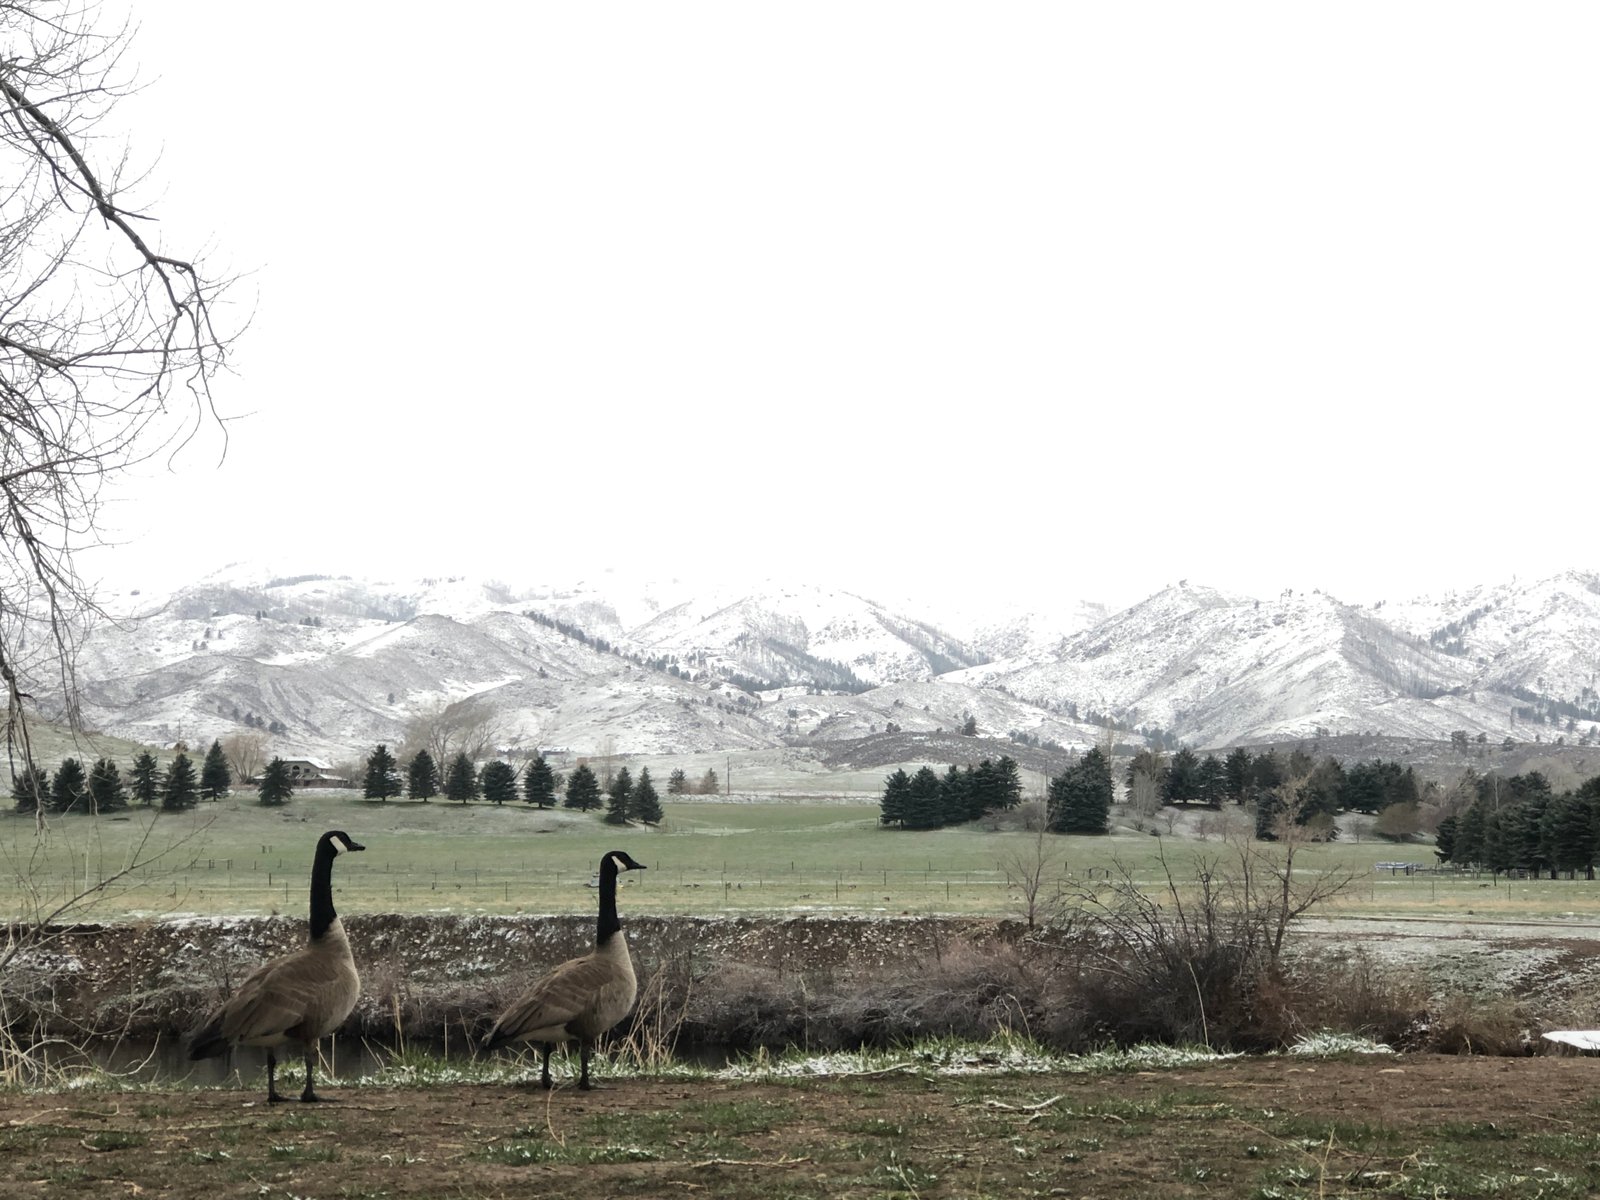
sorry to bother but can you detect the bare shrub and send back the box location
[1423,994,1531,1056]
[1267,949,1431,1050]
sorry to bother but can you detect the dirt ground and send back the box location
[3,1055,1600,1199]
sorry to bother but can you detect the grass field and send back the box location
[6,793,1600,925]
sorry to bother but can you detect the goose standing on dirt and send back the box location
[482,849,647,1089]
[188,830,366,1103]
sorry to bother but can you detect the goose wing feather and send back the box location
[489,954,617,1043]
[217,947,356,1044]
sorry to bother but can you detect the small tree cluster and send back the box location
[880,756,1023,829]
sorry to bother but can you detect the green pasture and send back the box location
[4,794,1599,924]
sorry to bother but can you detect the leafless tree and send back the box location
[220,731,266,784]
[1,2,238,790]
[401,696,504,770]
[999,829,1071,931]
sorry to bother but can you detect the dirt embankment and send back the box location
[5,913,1024,1042]
[11,912,1600,1050]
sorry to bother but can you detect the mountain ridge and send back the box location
[63,566,1600,763]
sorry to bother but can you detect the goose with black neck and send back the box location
[187,829,366,1103]
[482,849,647,1090]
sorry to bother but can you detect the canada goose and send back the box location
[482,849,647,1089]
[188,829,366,1103]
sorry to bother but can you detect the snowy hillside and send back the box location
[67,566,1600,761]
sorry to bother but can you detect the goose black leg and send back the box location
[301,1046,332,1102]
[578,1041,593,1090]
[266,1051,287,1104]
[540,1045,553,1090]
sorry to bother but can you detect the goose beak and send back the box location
[347,840,367,853]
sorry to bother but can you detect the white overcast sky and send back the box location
[78,1,1600,613]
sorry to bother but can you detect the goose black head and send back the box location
[604,849,647,873]
[322,830,366,855]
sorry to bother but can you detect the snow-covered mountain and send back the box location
[65,566,1600,761]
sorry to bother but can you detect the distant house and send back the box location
[275,758,348,786]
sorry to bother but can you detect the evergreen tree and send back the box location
[11,763,48,814]
[1047,750,1112,834]
[1195,754,1228,807]
[605,766,634,825]
[1454,801,1487,866]
[699,767,719,796]
[364,744,402,802]
[50,757,89,814]
[993,756,1023,810]
[880,768,911,827]
[1162,747,1202,806]
[1223,747,1253,804]
[523,753,555,808]
[1301,757,1346,817]
[564,762,601,811]
[130,752,160,807]
[481,760,519,805]
[938,764,971,825]
[1250,751,1285,798]
[444,753,479,803]
[1544,793,1599,878]
[1434,813,1458,863]
[1254,788,1286,840]
[967,759,1000,816]
[200,739,232,800]
[906,766,944,829]
[161,753,199,812]
[88,758,128,814]
[630,767,663,824]
[407,749,440,801]
[666,767,688,795]
[258,757,294,806]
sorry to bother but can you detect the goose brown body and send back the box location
[188,830,365,1102]
[483,849,646,1089]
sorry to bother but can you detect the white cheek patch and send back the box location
[610,854,627,872]
[332,834,352,854]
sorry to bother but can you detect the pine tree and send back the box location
[407,749,440,802]
[938,764,970,825]
[88,758,129,814]
[12,763,48,814]
[258,757,294,806]
[130,753,160,807]
[161,753,199,812]
[1047,751,1113,834]
[1195,754,1227,807]
[666,767,688,795]
[699,767,719,796]
[564,763,601,811]
[50,757,89,814]
[363,744,402,802]
[1223,747,1253,804]
[481,760,519,805]
[200,739,232,800]
[523,754,555,808]
[444,753,479,803]
[1434,813,1458,863]
[992,756,1023,810]
[630,767,663,824]
[906,766,943,829]
[1162,747,1202,806]
[605,767,633,825]
[880,768,911,827]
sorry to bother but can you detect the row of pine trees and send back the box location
[12,741,239,815]
[358,746,674,824]
[1435,771,1600,877]
[878,750,1116,835]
